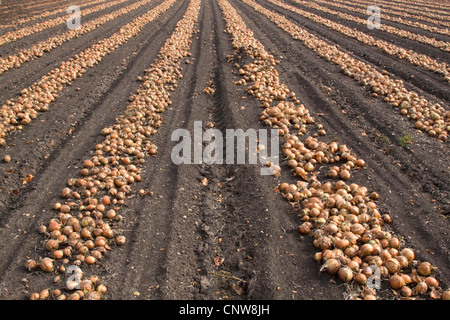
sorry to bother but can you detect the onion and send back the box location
[39,289,50,300]
[66,280,79,291]
[320,258,341,275]
[359,243,373,257]
[48,220,61,232]
[45,239,59,251]
[80,280,94,293]
[400,248,414,261]
[354,272,367,285]
[417,261,433,276]
[313,252,322,263]
[344,246,357,258]
[401,274,413,285]
[52,289,62,298]
[24,259,38,271]
[67,292,81,300]
[88,291,101,300]
[339,169,350,180]
[335,238,350,250]
[415,282,428,295]
[442,289,450,300]
[347,260,359,272]
[39,258,54,272]
[383,258,400,274]
[298,222,311,234]
[115,235,127,246]
[388,274,405,290]
[430,289,441,300]
[395,255,409,269]
[95,236,107,247]
[337,267,353,282]
[29,293,40,300]
[97,284,107,295]
[425,277,439,288]
[399,286,412,297]
[389,237,400,249]
[350,223,365,236]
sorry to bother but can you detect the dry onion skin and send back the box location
[219,0,449,300]
[25,0,202,300]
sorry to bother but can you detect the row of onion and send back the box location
[24,0,204,300]
[267,0,449,82]
[0,0,156,75]
[0,0,177,148]
[333,0,450,24]
[396,0,450,11]
[315,0,450,32]
[0,0,104,30]
[293,0,450,52]
[0,0,122,47]
[246,0,450,142]
[220,0,449,299]
[381,0,450,14]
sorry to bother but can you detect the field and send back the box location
[0,0,448,301]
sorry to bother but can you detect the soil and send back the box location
[0,0,448,301]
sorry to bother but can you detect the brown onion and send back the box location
[39,258,54,272]
[388,274,405,290]
[354,272,367,285]
[417,261,433,276]
[320,258,341,276]
[115,235,126,246]
[441,289,450,300]
[425,277,439,288]
[415,282,428,295]
[383,258,400,274]
[337,267,353,282]
[400,248,414,261]
[24,259,38,271]
[400,286,412,297]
